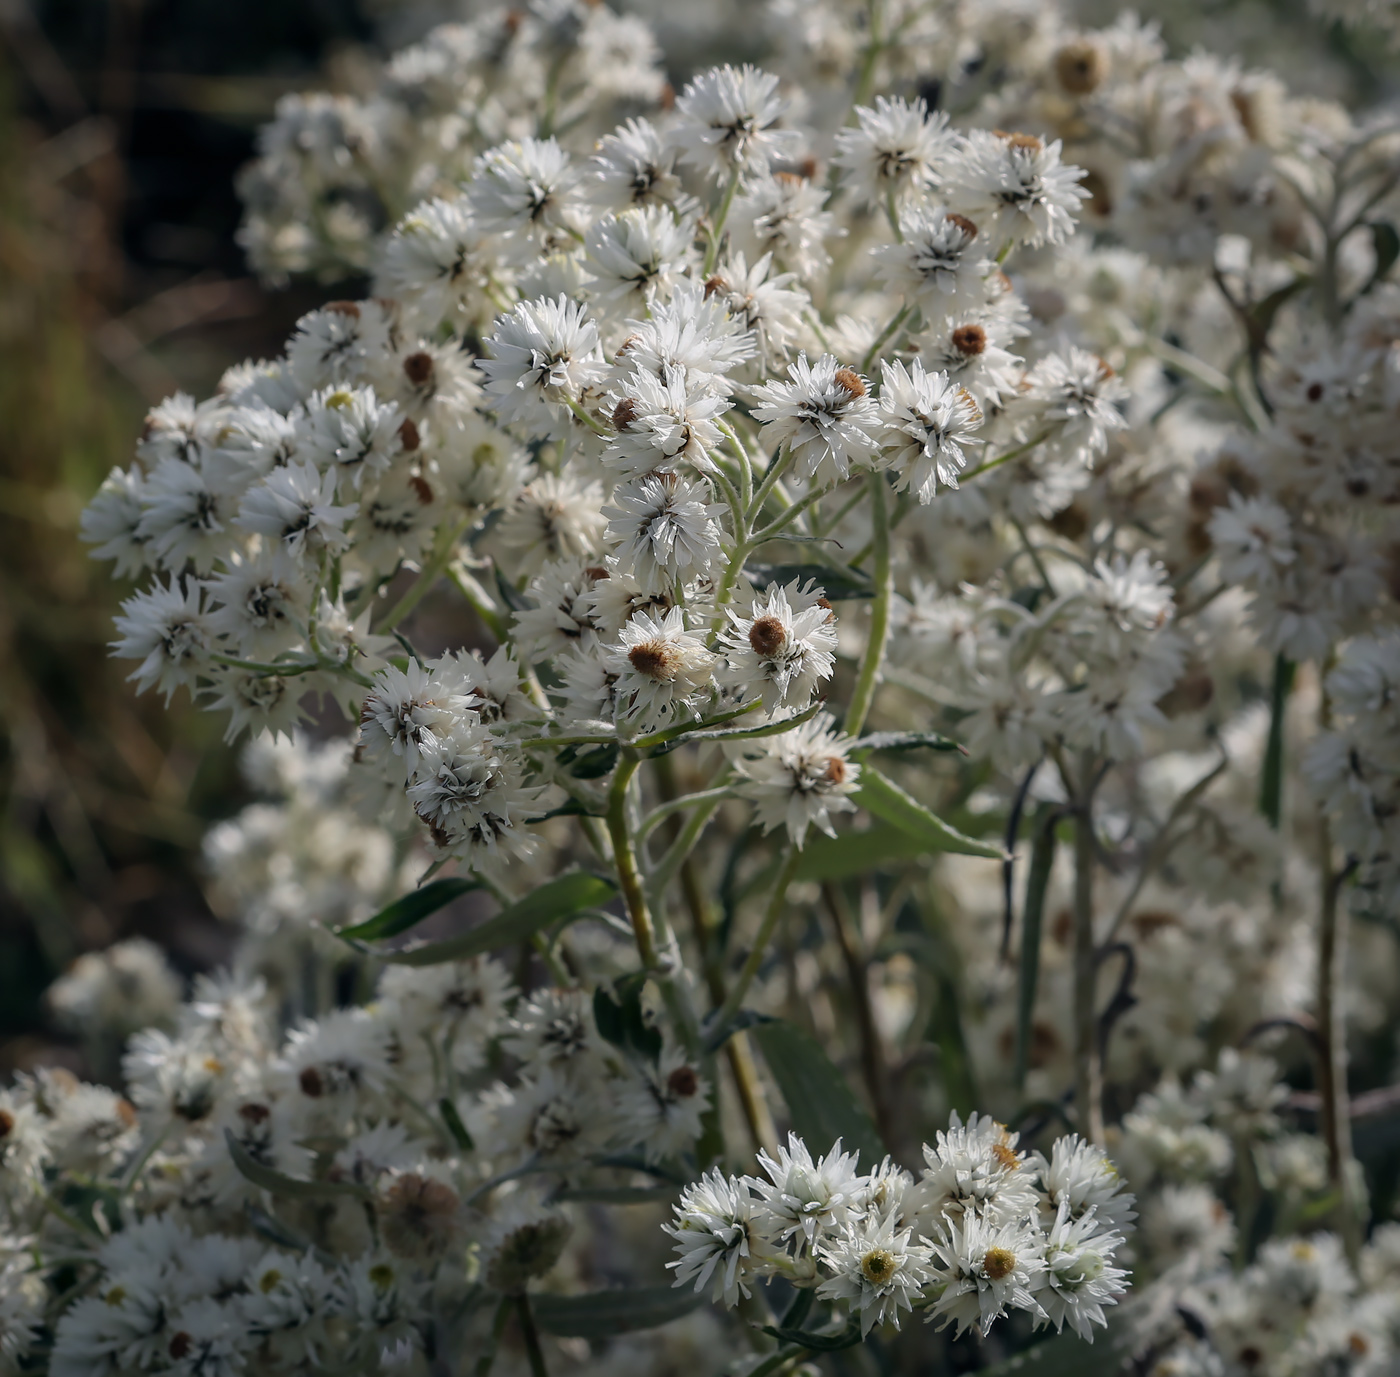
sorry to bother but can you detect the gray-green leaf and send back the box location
[378,873,618,967]
[751,1019,884,1162]
[530,1285,704,1337]
[854,766,1007,860]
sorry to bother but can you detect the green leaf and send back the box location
[1259,654,1294,829]
[530,1285,704,1337]
[791,823,931,882]
[550,1185,678,1205]
[594,971,663,1063]
[569,742,620,778]
[761,1323,863,1353]
[854,767,1007,860]
[745,563,874,600]
[751,1020,884,1162]
[336,877,483,942]
[224,1130,371,1202]
[849,730,966,758]
[378,873,618,967]
[1016,806,1059,1090]
[440,1098,474,1152]
[975,1319,1136,1377]
[647,700,823,757]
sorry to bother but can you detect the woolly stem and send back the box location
[843,471,892,737]
[1317,807,1362,1263]
[703,165,743,276]
[377,515,471,631]
[716,848,801,1030]
[515,1293,551,1377]
[606,752,659,970]
[1072,767,1105,1145]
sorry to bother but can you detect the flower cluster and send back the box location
[45,0,1400,1371]
[5,950,710,1376]
[668,1120,1133,1342]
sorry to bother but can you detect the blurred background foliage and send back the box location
[1,0,1398,1084]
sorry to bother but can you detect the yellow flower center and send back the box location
[861,1248,897,1284]
[983,1246,1017,1281]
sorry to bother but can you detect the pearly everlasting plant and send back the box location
[20,0,1400,1372]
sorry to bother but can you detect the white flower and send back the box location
[734,711,861,846]
[286,300,393,391]
[1032,1135,1137,1233]
[513,558,610,660]
[750,1133,863,1251]
[493,473,608,581]
[833,96,955,208]
[1034,1203,1130,1340]
[818,1211,936,1334]
[134,457,235,574]
[613,1046,711,1164]
[604,364,732,477]
[914,1112,1040,1228]
[1020,347,1127,467]
[918,318,1024,411]
[588,117,691,212]
[752,353,881,484]
[478,295,608,436]
[604,607,716,732]
[358,660,478,777]
[602,470,726,590]
[670,64,800,180]
[949,130,1088,248]
[81,466,150,577]
[872,206,992,322]
[721,579,837,712]
[615,277,756,390]
[111,578,211,703]
[927,1212,1048,1337]
[406,721,542,860]
[666,1168,766,1307]
[235,460,358,558]
[374,196,492,331]
[584,205,694,312]
[734,172,837,279]
[703,252,809,371]
[1209,492,1296,585]
[502,988,602,1068]
[303,385,406,494]
[876,359,983,502]
[469,137,581,241]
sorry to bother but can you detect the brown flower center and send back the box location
[628,639,683,681]
[983,1246,1017,1280]
[298,1066,324,1098]
[613,397,640,430]
[403,351,434,385]
[667,1065,699,1097]
[1054,40,1106,95]
[833,366,866,397]
[951,324,987,357]
[822,755,847,785]
[945,212,979,239]
[748,615,787,657]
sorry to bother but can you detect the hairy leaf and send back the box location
[752,1019,884,1161]
[378,873,618,967]
[531,1285,704,1337]
[854,767,1007,860]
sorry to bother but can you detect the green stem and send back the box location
[960,429,1052,483]
[606,753,659,969]
[746,449,794,525]
[1072,770,1104,1146]
[377,516,471,631]
[861,303,910,374]
[446,562,510,641]
[842,472,892,737]
[564,395,611,437]
[473,1296,516,1377]
[515,1293,550,1377]
[703,165,743,276]
[1260,654,1295,829]
[715,848,800,1029]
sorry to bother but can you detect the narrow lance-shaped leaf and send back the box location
[336,877,483,942]
[530,1286,704,1337]
[751,1019,885,1162]
[647,699,823,757]
[377,872,618,967]
[1016,806,1060,1090]
[854,766,1008,860]
[224,1130,372,1202]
